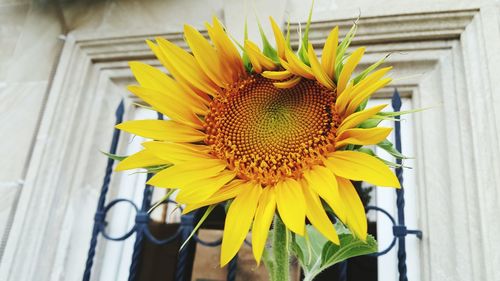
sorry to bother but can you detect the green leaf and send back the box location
[101,151,127,161]
[320,234,377,267]
[294,225,327,271]
[291,236,305,267]
[294,224,377,281]
[377,139,411,159]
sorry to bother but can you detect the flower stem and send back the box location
[272,215,289,281]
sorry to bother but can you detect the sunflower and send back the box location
[115,16,400,266]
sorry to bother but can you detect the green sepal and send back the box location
[148,188,177,214]
[242,20,253,72]
[180,205,216,251]
[353,53,390,85]
[334,22,358,79]
[132,102,154,111]
[126,163,172,176]
[357,98,369,111]
[378,107,428,117]
[370,114,400,121]
[231,18,253,72]
[357,148,411,169]
[224,199,233,213]
[101,151,127,162]
[285,17,292,49]
[377,139,411,159]
[344,144,354,151]
[145,164,172,173]
[358,118,382,129]
[297,0,314,65]
[257,19,279,63]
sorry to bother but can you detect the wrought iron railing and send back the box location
[82,89,421,281]
[334,91,422,281]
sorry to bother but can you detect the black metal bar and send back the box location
[83,100,124,281]
[338,261,348,281]
[127,176,154,281]
[392,90,408,281]
[175,214,196,281]
[227,256,238,281]
[127,112,163,281]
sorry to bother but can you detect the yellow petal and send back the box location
[307,44,335,89]
[127,85,203,129]
[142,141,210,163]
[337,104,387,133]
[221,183,262,266]
[206,17,246,82]
[350,67,392,98]
[245,40,277,73]
[270,17,287,60]
[176,170,237,204]
[345,78,392,116]
[146,40,212,105]
[147,159,227,188]
[275,178,306,235]
[335,127,392,148]
[183,180,248,214]
[155,37,221,97]
[184,25,228,87]
[321,26,339,79]
[326,151,400,187]
[337,47,365,94]
[303,166,346,223]
[115,149,170,172]
[128,61,207,114]
[252,186,276,264]
[301,181,339,244]
[335,81,355,115]
[261,70,293,80]
[116,120,206,142]
[273,76,301,89]
[336,177,367,240]
[284,48,314,79]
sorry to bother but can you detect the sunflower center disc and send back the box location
[205,76,340,186]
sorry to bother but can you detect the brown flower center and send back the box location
[205,75,340,186]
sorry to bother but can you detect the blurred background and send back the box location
[1,0,500,280]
